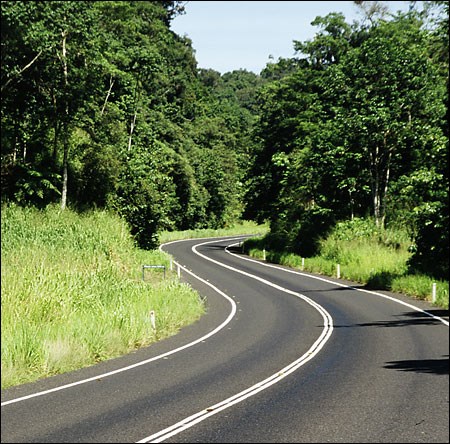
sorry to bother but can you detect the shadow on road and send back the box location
[383,356,449,375]
[332,309,448,329]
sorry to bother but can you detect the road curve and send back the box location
[1,236,448,443]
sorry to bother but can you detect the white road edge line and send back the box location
[137,238,333,443]
[224,242,449,327]
[139,236,448,442]
[1,237,243,407]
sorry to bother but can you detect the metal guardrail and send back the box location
[142,265,166,281]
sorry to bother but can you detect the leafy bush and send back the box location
[407,203,449,280]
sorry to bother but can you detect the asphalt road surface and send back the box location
[1,236,449,443]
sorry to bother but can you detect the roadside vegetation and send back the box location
[1,1,448,389]
[244,217,449,309]
[1,205,266,389]
[1,204,206,389]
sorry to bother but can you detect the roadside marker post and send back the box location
[149,310,156,331]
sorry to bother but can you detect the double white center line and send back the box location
[137,238,333,442]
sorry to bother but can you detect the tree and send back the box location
[245,8,448,265]
[293,12,353,67]
[244,13,360,248]
[1,1,100,209]
[405,0,449,279]
[337,14,445,227]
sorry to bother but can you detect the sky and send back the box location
[170,1,416,74]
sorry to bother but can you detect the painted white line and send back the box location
[137,238,447,441]
[137,238,333,443]
[1,239,242,407]
[225,243,449,327]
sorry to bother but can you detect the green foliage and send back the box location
[407,201,449,280]
[1,1,447,284]
[391,274,449,307]
[1,0,259,247]
[244,217,448,308]
[245,7,448,279]
[293,12,352,66]
[112,143,180,249]
[1,160,61,207]
[1,204,205,388]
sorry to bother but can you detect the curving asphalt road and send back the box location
[1,236,449,443]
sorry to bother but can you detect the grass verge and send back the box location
[1,204,206,389]
[244,218,449,309]
[1,206,268,389]
[159,220,268,244]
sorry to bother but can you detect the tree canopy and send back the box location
[1,0,448,279]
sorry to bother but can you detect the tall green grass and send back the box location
[244,218,449,308]
[1,204,205,389]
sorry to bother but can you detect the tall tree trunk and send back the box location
[127,79,141,152]
[52,90,60,162]
[1,50,42,93]
[12,118,19,164]
[53,120,61,162]
[100,75,115,117]
[349,190,354,221]
[373,179,381,227]
[369,144,383,227]
[60,29,69,210]
[61,121,69,210]
[371,137,392,229]
[379,134,392,229]
[380,159,390,228]
[127,110,137,152]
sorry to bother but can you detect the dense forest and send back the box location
[1,1,448,280]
